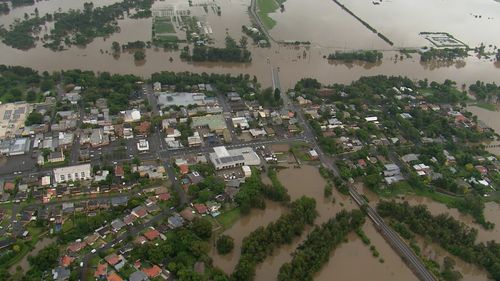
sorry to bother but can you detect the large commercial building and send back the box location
[209,146,261,170]
[0,102,32,139]
[157,92,209,108]
[0,137,31,156]
[53,164,92,183]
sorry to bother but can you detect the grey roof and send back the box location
[129,270,150,281]
[52,266,70,281]
[111,196,128,207]
[111,219,126,231]
[168,215,184,228]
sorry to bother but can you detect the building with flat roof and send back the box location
[137,139,150,151]
[0,137,31,156]
[53,164,91,183]
[157,92,207,107]
[191,115,227,133]
[209,146,260,170]
[0,102,32,139]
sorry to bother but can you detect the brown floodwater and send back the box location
[212,165,419,281]
[415,236,491,281]
[0,0,500,89]
[210,200,287,274]
[315,222,419,281]
[356,183,500,243]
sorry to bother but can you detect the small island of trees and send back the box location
[327,50,383,63]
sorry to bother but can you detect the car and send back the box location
[113,161,117,165]
[80,262,84,267]
[91,249,96,253]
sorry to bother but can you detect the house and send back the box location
[84,234,99,246]
[143,228,160,241]
[123,214,136,225]
[193,203,208,214]
[180,207,196,222]
[111,219,126,232]
[168,214,184,229]
[132,206,148,218]
[95,263,108,279]
[52,266,70,281]
[179,164,189,175]
[123,109,141,123]
[48,150,65,163]
[136,121,151,136]
[157,192,170,201]
[187,171,204,185]
[111,196,128,207]
[67,241,86,253]
[105,254,125,270]
[60,255,74,267]
[114,165,124,178]
[308,149,319,160]
[142,265,163,279]
[129,271,150,281]
[107,272,124,281]
[383,164,401,177]
[165,128,181,138]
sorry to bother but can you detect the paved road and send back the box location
[272,64,437,281]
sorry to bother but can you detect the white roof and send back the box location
[213,146,230,158]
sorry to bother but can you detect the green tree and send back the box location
[25,111,43,125]
[190,218,212,240]
[134,50,146,61]
[216,235,234,255]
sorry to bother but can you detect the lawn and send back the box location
[471,101,497,111]
[216,208,241,229]
[154,18,176,34]
[257,0,279,29]
[155,35,179,42]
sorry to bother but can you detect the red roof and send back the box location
[123,214,136,225]
[157,193,170,201]
[3,182,15,191]
[107,272,123,281]
[60,255,74,267]
[67,241,86,253]
[475,165,488,174]
[179,164,189,175]
[143,265,162,278]
[136,121,151,135]
[193,203,208,214]
[358,159,367,167]
[114,165,124,177]
[144,229,160,241]
[95,263,108,277]
[105,254,121,266]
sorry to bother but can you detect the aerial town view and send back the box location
[0,0,500,280]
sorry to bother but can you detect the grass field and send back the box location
[155,35,179,42]
[154,18,176,34]
[257,0,279,29]
[216,208,241,229]
[470,101,497,111]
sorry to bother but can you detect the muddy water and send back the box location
[467,105,500,155]
[268,0,388,49]
[342,0,500,48]
[210,200,287,274]
[415,236,491,281]
[212,165,419,280]
[357,183,500,243]
[10,236,56,274]
[316,222,419,281]
[0,0,500,89]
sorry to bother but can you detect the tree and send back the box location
[111,41,121,53]
[25,111,43,125]
[190,218,212,240]
[239,36,248,49]
[134,50,146,61]
[216,235,234,255]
